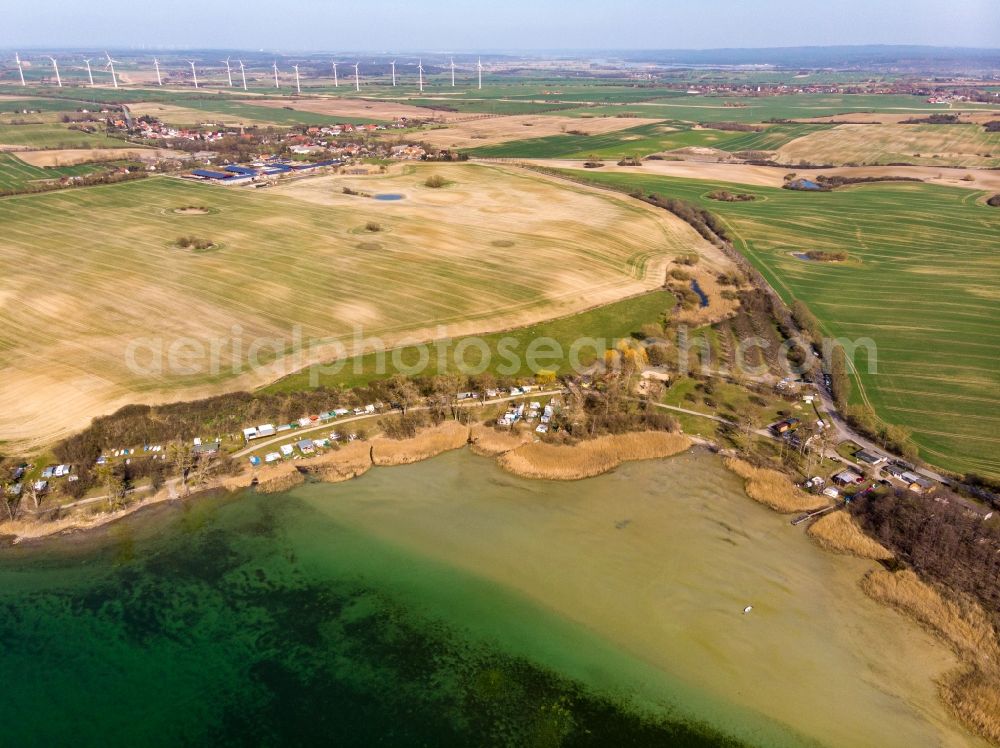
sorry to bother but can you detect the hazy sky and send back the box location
[6,0,999,50]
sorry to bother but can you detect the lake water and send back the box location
[0,450,981,746]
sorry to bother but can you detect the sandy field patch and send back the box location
[15,147,182,166]
[416,114,664,150]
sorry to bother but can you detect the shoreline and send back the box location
[721,457,1000,746]
[2,425,698,547]
[5,426,996,744]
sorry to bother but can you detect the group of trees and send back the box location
[636,192,730,247]
[0,165,146,198]
[850,490,1000,624]
[52,372,544,468]
[901,113,961,125]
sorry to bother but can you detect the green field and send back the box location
[468,121,829,159]
[559,94,1000,123]
[559,168,1000,479]
[0,122,119,149]
[268,289,674,391]
[0,152,108,191]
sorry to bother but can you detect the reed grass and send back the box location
[371,421,469,466]
[468,424,534,456]
[497,431,691,480]
[860,569,999,662]
[807,511,893,560]
[254,467,306,494]
[307,442,373,482]
[724,457,827,513]
[862,568,1000,744]
[939,667,1000,745]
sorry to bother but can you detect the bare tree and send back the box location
[167,440,194,496]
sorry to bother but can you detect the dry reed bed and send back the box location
[468,424,534,456]
[306,442,373,483]
[939,667,1000,745]
[806,511,893,560]
[497,431,691,480]
[861,568,1000,744]
[861,569,999,663]
[371,421,469,466]
[724,457,827,513]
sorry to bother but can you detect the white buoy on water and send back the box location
[743,605,753,615]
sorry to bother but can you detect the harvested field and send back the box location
[250,97,459,123]
[416,114,663,150]
[496,431,691,480]
[15,147,178,167]
[724,457,827,513]
[126,101,274,127]
[806,511,893,560]
[0,163,704,449]
[778,123,1000,168]
[371,421,469,465]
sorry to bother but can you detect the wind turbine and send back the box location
[153,57,162,86]
[82,58,94,86]
[450,58,455,87]
[238,59,247,91]
[105,52,120,89]
[14,53,26,86]
[223,56,233,87]
[354,62,360,92]
[331,61,338,87]
[49,56,62,87]
[417,59,424,93]
[292,64,301,94]
[272,61,279,89]
[477,57,483,90]
[390,59,396,87]
[187,59,199,88]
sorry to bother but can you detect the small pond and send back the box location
[373,193,405,201]
[690,279,709,308]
